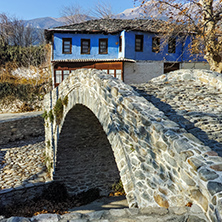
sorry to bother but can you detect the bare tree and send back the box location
[61,4,88,25]
[90,0,114,18]
[0,13,12,46]
[135,0,222,73]
[0,13,41,47]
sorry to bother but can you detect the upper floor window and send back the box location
[135,35,143,52]
[119,36,122,53]
[152,37,160,53]
[99,39,108,54]
[168,37,176,53]
[62,38,72,54]
[81,39,90,54]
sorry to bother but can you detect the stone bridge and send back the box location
[43,69,222,222]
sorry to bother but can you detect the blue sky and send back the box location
[0,0,137,20]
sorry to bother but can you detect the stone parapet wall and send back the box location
[0,114,44,145]
[44,69,222,221]
[151,69,222,91]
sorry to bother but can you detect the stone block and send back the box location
[31,214,59,222]
[180,170,196,186]
[186,215,207,222]
[173,138,193,154]
[207,181,222,196]
[139,207,168,215]
[210,164,222,171]
[190,189,208,212]
[154,194,169,208]
[109,209,127,217]
[7,217,30,222]
[199,168,219,181]
[163,153,178,168]
[188,157,205,171]
[155,141,168,151]
[168,207,187,215]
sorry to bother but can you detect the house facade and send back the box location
[45,19,209,88]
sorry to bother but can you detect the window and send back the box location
[152,37,160,53]
[168,37,176,53]
[54,70,70,87]
[99,39,108,54]
[81,39,90,54]
[63,70,70,80]
[119,36,122,52]
[116,69,122,80]
[55,70,62,84]
[164,63,179,74]
[62,38,72,54]
[135,35,143,51]
[109,69,115,77]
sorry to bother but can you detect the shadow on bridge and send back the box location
[133,87,222,157]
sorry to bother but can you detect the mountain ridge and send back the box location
[24,4,151,29]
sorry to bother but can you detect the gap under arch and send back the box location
[54,104,120,196]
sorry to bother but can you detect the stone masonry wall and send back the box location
[0,114,44,145]
[43,69,222,222]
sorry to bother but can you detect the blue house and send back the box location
[45,19,209,87]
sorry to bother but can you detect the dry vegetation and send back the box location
[0,44,52,113]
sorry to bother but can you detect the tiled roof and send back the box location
[51,18,167,33]
[45,18,171,41]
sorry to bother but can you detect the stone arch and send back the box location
[44,69,138,207]
[54,104,120,196]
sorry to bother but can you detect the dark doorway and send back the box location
[164,62,180,74]
[54,104,120,196]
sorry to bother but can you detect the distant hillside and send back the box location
[24,17,67,29]
[23,0,221,29]
[24,15,93,29]
[23,5,153,29]
[116,3,168,20]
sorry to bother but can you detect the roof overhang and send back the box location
[52,58,136,64]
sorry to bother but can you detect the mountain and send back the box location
[116,3,169,20]
[23,0,221,29]
[24,15,93,29]
[24,17,67,29]
[24,5,153,29]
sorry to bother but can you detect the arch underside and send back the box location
[54,104,120,196]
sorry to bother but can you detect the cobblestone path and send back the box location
[0,136,50,191]
[132,79,222,156]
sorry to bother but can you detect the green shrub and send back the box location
[54,98,63,125]
[42,110,48,119]
[62,95,68,106]
[48,110,54,123]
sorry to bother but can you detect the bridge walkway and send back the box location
[132,78,222,157]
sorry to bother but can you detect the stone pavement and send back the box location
[132,79,222,157]
[0,136,50,191]
[0,111,43,123]
[0,205,208,222]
